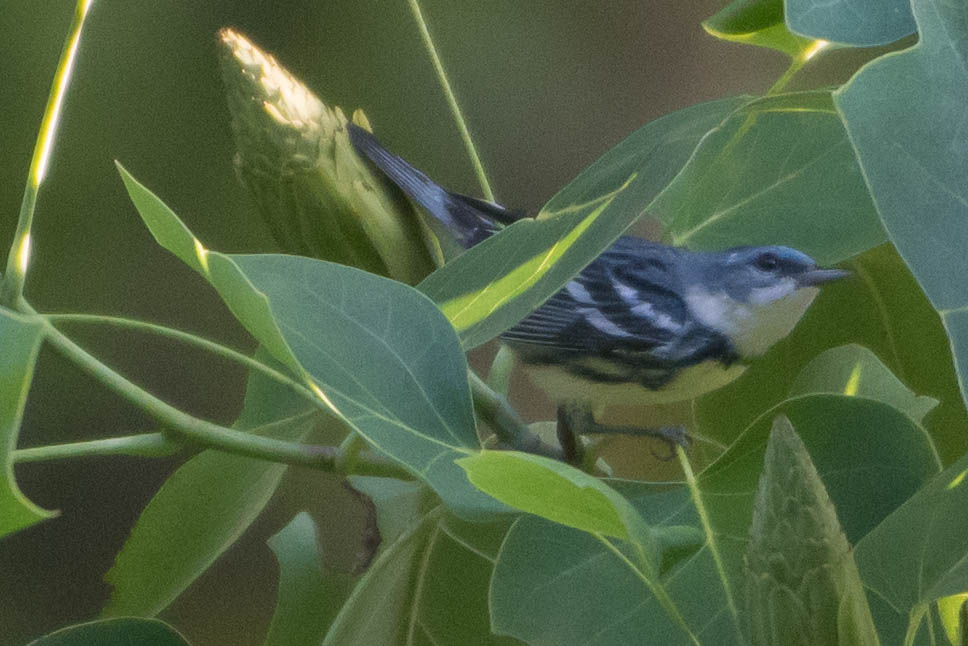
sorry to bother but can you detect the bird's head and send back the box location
[682,245,849,357]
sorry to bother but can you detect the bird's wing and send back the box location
[502,239,694,362]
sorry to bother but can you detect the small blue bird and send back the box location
[348,124,848,457]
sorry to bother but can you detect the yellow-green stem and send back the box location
[405,0,494,201]
[2,0,94,306]
[677,445,744,643]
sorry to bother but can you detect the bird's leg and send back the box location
[562,404,690,461]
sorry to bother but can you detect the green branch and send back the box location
[13,432,179,462]
[406,0,495,201]
[2,0,94,306]
[468,370,561,459]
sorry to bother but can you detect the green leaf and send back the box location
[28,618,190,646]
[856,450,968,618]
[0,309,55,538]
[102,358,316,618]
[458,451,651,548]
[652,91,885,264]
[264,512,354,646]
[834,1,968,429]
[786,0,915,46]
[702,0,814,57]
[418,96,749,349]
[117,165,497,516]
[744,416,879,646]
[790,344,938,424]
[490,393,938,645]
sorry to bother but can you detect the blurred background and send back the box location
[0,1,870,644]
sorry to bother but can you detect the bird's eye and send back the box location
[755,253,780,272]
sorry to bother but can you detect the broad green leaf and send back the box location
[856,450,968,618]
[652,91,885,264]
[786,0,915,46]
[418,96,749,349]
[835,0,968,431]
[702,0,814,58]
[696,245,968,464]
[347,475,433,546]
[790,344,938,424]
[0,309,54,538]
[459,451,651,549]
[28,618,190,646]
[264,512,354,646]
[118,165,497,516]
[490,393,938,645]
[102,359,316,618]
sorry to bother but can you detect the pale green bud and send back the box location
[217,28,437,284]
[744,416,880,646]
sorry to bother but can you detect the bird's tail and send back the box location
[348,123,525,248]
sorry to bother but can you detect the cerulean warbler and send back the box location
[348,124,848,450]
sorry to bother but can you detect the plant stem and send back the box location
[22,302,409,478]
[676,444,743,644]
[468,370,561,459]
[1,0,94,307]
[44,312,318,406]
[405,0,494,201]
[13,432,179,462]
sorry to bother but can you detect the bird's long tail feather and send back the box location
[348,123,524,248]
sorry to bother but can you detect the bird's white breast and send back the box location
[684,283,818,357]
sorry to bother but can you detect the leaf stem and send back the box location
[903,603,928,646]
[676,444,743,643]
[1,0,94,306]
[468,370,561,459]
[13,432,179,462]
[21,302,409,478]
[405,0,494,201]
[44,312,319,406]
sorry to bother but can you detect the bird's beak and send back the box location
[798,267,851,286]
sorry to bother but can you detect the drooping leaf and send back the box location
[118,165,497,516]
[418,96,750,349]
[790,344,938,424]
[264,512,354,646]
[102,358,317,618]
[0,309,55,538]
[834,0,968,428]
[459,451,652,548]
[856,451,968,621]
[28,618,190,646]
[786,0,915,46]
[702,0,815,57]
[652,91,885,264]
